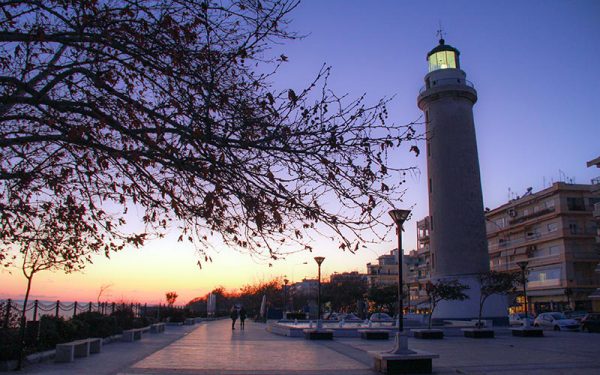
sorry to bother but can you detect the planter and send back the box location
[462,328,494,338]
[0,360,18,371]
[303,329,333,340]
[412,329,444,339]
[371,350,439,374]
[511,327,543,337]
[359,330,389,340]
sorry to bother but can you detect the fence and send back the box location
[1,299,154,329]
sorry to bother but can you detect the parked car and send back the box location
[369,312,394,322]
[533,312,580,331]
[581,313,600,333]
[323,312,340,320]
[509,313,535,326]
[564,310,588,322]
[339,313,362,321]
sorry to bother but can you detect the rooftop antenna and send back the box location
[436,21,446,43]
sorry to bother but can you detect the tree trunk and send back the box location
[478,296,486,328]
[17,275,34,370]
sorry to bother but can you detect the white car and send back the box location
[369,312,394,322]
[533,312,580,331]
[509,313,535,326]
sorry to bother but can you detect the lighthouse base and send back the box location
[431,275,508,326]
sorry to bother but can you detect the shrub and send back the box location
[37,315,88,350]
[110,306,135,330]
[164,308,186,323]
[0,328,20,361]
[74,312,119,338]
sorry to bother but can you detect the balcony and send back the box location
[419,78,475,94]
[508,207,555,225]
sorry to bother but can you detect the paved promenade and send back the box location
[21,319,600,374]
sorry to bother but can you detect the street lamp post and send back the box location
[389,208,411,354]
[314,256,325,328]
[283,277,289,315]
[516,261,530,327]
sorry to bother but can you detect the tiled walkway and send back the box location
[21,319,600,374]
[123,319,373,374]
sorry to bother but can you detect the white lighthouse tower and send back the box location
[417,38,507,322]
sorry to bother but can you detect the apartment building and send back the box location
[587,157,600,311]
[486,182,600,313]
[366,221,430,311]
[329,271,367,286]
[366,249,400,288]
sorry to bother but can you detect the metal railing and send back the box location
[419,78,475,94]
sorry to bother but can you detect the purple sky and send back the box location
[270,0,600,251]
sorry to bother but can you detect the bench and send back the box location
[150,323,166,333]
[122,327,145,342]
[55,338,102,363]
[184,318,195,325]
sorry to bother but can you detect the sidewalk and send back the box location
[122,319,372,375]
[21,323,199,375]
[19,319,600,375]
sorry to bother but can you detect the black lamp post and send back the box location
[517,261,530,327]
[283,277,289,314]
[389,208,411,353]
[314,256,325,327]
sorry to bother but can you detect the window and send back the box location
[526,226,540,239]
[429,178,432,193]
[528,267,561,285]
[495,218,506,229]
[548,245,560,256]
[547,222,558,232]
[569,222,579,234]
[428,50,458,72]
[545,199,556,209]
[567,197,585,211]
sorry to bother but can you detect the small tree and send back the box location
[165,292,179,307]
[425,280,470,329]
[366,285,398,315]
[322,277,368,313]
[477,271,519,328]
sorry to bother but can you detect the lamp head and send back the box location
[389,209,411,225]
[516,261,529,271]
[283,278,289,285]
[314,256,325,266]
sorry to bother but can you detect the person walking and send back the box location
[239,307,247,330]
[230,306,238,330]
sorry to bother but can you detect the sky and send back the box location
[2,0,599,305]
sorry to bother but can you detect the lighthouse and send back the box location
[417,38,507,321]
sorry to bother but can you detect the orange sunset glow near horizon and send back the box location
[1,230,394,305]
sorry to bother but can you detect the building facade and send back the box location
[586,157,600,311]
[366,249,401,288]
[486,182,600,313]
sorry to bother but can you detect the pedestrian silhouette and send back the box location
[230,306,238,330]
[239,307,247,330]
